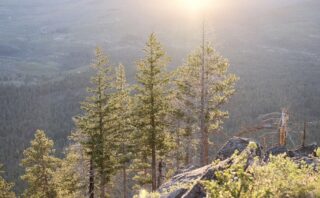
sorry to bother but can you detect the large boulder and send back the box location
[216,137,262,160]
[159,138,262,198]
[158,164,212,198]
[290,143,318,157]
[264,144,319,164]
[159,160,232,198]
[289,144,319,167]
[264,146,289,161]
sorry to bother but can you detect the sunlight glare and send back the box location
[181,0,213,12]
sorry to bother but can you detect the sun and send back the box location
[182,0,213,11]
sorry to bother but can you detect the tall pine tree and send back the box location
[74,47,117,198]
[53,142,88,198]
[109,64,134,198]
[175,43,238,166]
[20,130,60,198]
[169,84,198,167]
[134,33,172,191]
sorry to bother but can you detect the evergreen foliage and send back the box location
[20,130,60,198]
[53,143,88,198]
[134,33,173,191]
[0,164,16,198]
[203,152,320,198]
[109,64,135,197]
[111,64,134,167]
[316,148,320,157]
[174,43,238,165]
[74,47,117,197]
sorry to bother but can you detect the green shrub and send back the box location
[316,148,320,158]
[204,153,320,198]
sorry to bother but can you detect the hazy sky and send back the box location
[0,0,318,76]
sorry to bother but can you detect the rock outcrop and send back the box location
[158,137,319,198]
[159,137,261,198]
[216,137,262,160]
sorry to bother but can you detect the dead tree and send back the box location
[301,121,307,147]
[279,108,289,146]
[236,108,291,148]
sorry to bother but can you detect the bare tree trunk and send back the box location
[89,157,95,198]
[302,121,307,147]
[279,108,288,146]
[200,19,206,166]
[123,165,127,198]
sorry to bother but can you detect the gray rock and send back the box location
[160,139,261,198]
[159,137,318,198]
[264,146,289,161]
[216,137,262,161]
[181,183,206,198]
[158,164,212,197]
[160,188,187,198]
[290,144,319,168]
[290,143,318,157]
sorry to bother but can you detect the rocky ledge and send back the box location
[158,137,319,198]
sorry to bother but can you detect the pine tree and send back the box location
[74,47,117,198]
[53,142,88,198]
[175,43,238,166]
[20,130,60,198]
[134,33,173,191]
[169,88,198,167]
[109,64,134,198]
[0,164,15,198]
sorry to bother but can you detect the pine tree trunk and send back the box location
[200,112,206,166]
[185,134,191,166]
[41,162,51,198]
[123,165,127,198]
[176,131,181,168]
[89,157,95,198]
[122,140,128,198]
[200,25,206,166]
[150,63,157,191]
[151,141,157,191]
[98,78,106,198]
[185,146,190,166]
[157,159,164,188]
[100,175,106,198]
[204,125,209,165]
[151,118,157,190]
[122,163,127,198]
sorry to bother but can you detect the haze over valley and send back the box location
[1,0,320,195]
